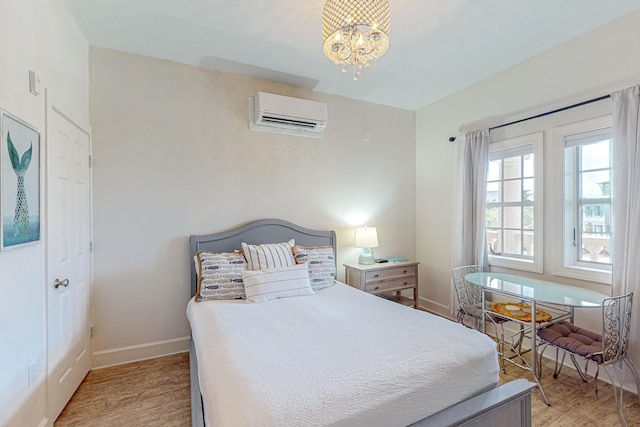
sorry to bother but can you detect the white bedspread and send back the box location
[187,282,499,427]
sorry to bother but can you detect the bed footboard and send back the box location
[410,378,535,427]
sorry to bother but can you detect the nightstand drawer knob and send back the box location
[374,274,379,278]
[374,286,380,290]
[403,270,407,274]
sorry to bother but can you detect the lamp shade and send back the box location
[354,226,378,248]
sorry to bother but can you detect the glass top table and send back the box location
[463,271,609,405]
[464,272,608,307]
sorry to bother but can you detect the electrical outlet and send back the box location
[28,360,38,387]
[363,128,370,143]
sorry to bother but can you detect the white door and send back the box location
[46,96,92,422]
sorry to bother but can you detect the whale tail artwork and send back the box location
[7,131,33,240]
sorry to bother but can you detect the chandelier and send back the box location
[321,0,390,81]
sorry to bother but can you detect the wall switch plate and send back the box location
[29,70,41,96]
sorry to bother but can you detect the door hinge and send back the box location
[90,326,94,339]
[90,241,93,252]
[88,155,92,168]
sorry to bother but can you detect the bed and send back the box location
[187,219,535,427]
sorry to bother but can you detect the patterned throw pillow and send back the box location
[242,263,314,303]
[195,251,246,301]
[293,246,336,291]
[241,239,296,271]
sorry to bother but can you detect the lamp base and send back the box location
[358,248,376,265]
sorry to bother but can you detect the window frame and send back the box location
[487,132,544,273]
[552,116,612,285]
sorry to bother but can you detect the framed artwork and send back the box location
[1,110,40,250]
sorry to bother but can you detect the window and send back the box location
[565,128,612,272]
[486,133,543,272]
[554,116,612,284]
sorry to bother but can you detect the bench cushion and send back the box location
[537,321,603,363]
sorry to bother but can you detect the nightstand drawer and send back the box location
[365,276,416,294]
[365,265,416,282]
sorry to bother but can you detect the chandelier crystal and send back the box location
[322,0,390,81]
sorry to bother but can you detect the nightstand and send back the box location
[344,261,419,308]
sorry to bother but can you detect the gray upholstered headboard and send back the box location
[189,218,337,298]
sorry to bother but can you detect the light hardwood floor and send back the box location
[55,351,639,426]
[54,353,191,426]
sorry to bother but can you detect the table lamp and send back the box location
[354,226,378,264]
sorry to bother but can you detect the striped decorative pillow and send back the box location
[195,251,246,301]
[241,239,296,271]
[242,263,314,303]
[293,246,336,291]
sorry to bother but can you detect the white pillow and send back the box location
[241,239,295,271]
[242,263,314,303]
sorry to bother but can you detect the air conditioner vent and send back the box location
[260,116,319,129]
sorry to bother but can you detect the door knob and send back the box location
[54,278,70,289]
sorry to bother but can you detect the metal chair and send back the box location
[451,265,485,328]
[451,265,518,373]
[537,293,640,426]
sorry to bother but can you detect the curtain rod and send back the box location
[448,94,611,142]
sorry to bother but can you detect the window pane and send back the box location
[581,170,610,198]
[486,182,501,202]
[487,230,501,254]
[523,206,534,230]
[523,178,534,201]
[582,204,610,233]
[503,156,522,179]
[579,243,592,262]
[504,206,521,229]
[580,235,611,263]
[488,159,502,181]
[523,154,534,177]
[503,229,522,255]
[523,231,535,256]
[581,141,610,170]
[486,207,501,228]
[504,180,522,202]
[597,243,611,263]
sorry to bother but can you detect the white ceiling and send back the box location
[63,0,640,111]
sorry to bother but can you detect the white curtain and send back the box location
[611,85,640,387]
[451,129,490,316]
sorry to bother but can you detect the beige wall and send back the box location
[0,0,88,426]
[416,10,640,389]
[89,48,416,367]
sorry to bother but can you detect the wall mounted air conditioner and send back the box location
[249,92,327,138]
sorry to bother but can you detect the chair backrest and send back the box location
[451,265,483,308]
[601,292,633,364]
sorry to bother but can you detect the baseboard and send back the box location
[92,336,190,369]
[418,295,450,315]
